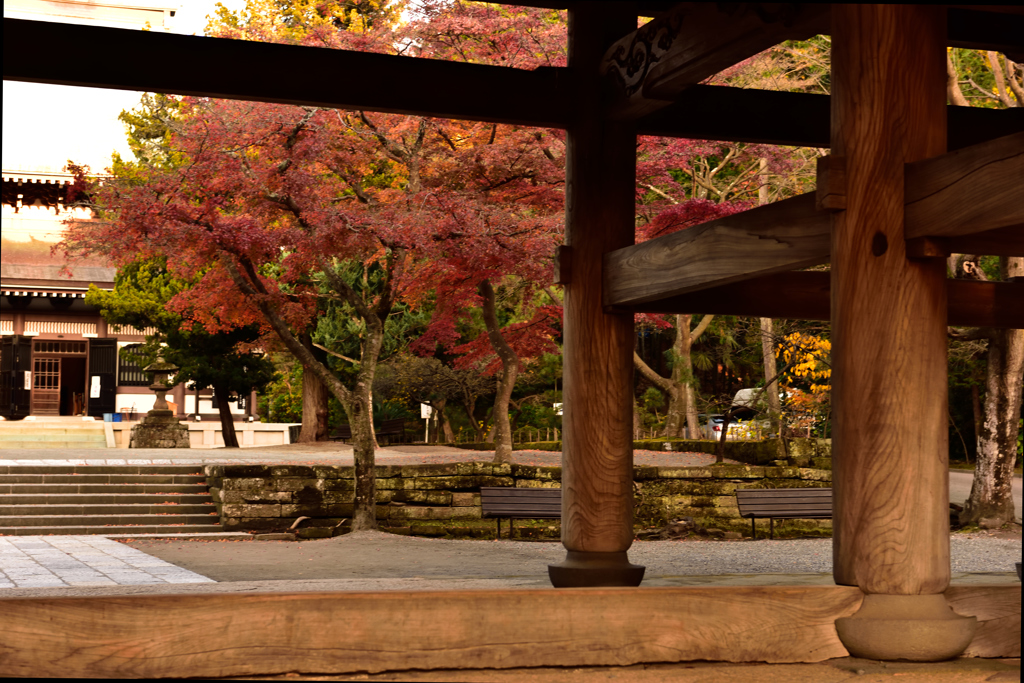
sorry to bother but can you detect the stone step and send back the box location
[0,524,226,536]
[1,493,215,505]
[0,434,106,442]
[0,503,217,516]
[7,513,221,527]
[0,465,205,475]
[0,473,207,485]
[0,423,106,432]
[0,483,210,494]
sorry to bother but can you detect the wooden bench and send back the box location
[376,418,406,445]
[329,425,352,443]
[735,487,832,540]
[329,419,405,444]
[480,487,561,539]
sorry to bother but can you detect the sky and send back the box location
[2,0,246,174]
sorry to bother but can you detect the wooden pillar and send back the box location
[830,5,975,660]
[548,3,643,587]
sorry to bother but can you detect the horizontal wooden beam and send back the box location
[604,193,830,307]
[0,585,1016,677]
[907,226,1024,259]
[948,8,1024,61]
[637,86,1024,151]
[2,19,575,128]
[5,20,1018,151]
[602,3,829,120]
[625,271,832,320]
[626,271,1024,329]
[906,132,1024,240]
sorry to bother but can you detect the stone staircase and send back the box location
[0,418,107,449]
[0,465,225,536]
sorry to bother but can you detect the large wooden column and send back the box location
[548,3,643,587]
[830,5,975,660]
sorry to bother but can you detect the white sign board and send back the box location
[23,371,32,390]
[90,375,101,398]
[420,403,433,419]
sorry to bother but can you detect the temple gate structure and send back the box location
[1,2,1021,676]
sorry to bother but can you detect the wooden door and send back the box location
[32,357,61,416]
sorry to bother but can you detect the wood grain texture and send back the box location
[0,586,865,678]
[603,194,829,307]
[830,5,951,595]
[906,132,1024,240]
[1,585,1017,677]
[624,272,1023,329]
[946,585,1023,658]
[560,5,637,555]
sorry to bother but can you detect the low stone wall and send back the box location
[205,462,832,540]
[451,437,832,469]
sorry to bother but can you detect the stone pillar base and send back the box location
[836,594,976,662]
[129,411,191,449]
[548,551,645,587]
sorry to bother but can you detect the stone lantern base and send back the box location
[129,409,190,449]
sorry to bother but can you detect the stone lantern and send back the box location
[129,355,190,449]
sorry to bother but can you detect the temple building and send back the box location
[1,0,250,424]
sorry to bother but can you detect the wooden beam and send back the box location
[625,271,1024,329]
[2,19,574,128]
[602,3,830,120]
[905,132,1024,240]
[603,193,830,308]
[948,278,1024,328]
[5,19,1018,149]
[948,8,1024,61]
[636,86,1023,151]
[0,586,1016,677]
[907,226,1024,259]
[626,271,832,321]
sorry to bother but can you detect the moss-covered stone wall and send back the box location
[205,461,831,540]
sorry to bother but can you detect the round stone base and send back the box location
[836,594,976,662]
[548,551,645,587]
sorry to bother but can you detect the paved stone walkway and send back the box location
[0,536,214,589]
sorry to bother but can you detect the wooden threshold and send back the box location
[0,585,1017,678]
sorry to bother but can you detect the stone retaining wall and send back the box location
[205,462,832,540]
[452,438,832,469]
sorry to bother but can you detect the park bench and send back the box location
[329,425,352,443]
[735,487,832,540]
[376,418,407,445]
[480,486,561,540]
[328,419,406,444]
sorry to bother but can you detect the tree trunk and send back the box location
[634,314,712,440]
[214,383,239,448]
[298,366,329,442]
[298,335,329,443]
[439,403,455,443]
[759,317,782,435]
[479,279,519,464]
[960,257,1023,528]
[661,314,690,438]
